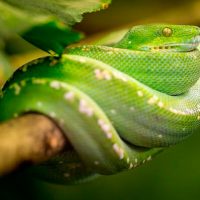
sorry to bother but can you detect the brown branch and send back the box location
[0,114,67,176]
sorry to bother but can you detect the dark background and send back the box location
[1,0,200,199]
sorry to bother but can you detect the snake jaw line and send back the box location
[148,42,200,52]
[150,35,200,52]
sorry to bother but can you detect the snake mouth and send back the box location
[150,35,200,52]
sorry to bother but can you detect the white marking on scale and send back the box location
[137,90,143,97]
[106,132,112,139]
[127,157,130,163]
[97,120,113,139]
[102,70,112,80]
[113,143,124,159]
[94,69,103,80]
[185,108,193,114]
[50,81,60,89]
[147,96,158,105]
[98,119,110,132]
[147,156,152,161]
[79,99,93,117]
[169,107,178,114]
[94,69,112,80]
[79,57,86,63]
[10,84,21,95]
[113,71,127,82]
[64,92,75,101]
[158,101,164,108]
[129,163,133,169]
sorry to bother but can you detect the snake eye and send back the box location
[162,27,173,37]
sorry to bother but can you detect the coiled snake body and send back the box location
[0,24,200,184]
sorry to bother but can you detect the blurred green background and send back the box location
[1,0,200,199]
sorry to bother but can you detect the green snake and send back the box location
[0,24,200,184]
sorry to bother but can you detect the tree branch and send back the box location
[0,114,68,176]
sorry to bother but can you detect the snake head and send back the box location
[116,24,200,52]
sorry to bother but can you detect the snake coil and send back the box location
[0,24,200,184]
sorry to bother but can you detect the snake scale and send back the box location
[0,24,200,184]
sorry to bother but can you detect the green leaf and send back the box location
[0,0,111,34]
[0,0,111,55]
[22,21,84,55]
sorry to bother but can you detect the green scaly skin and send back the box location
[0,24,200,184]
